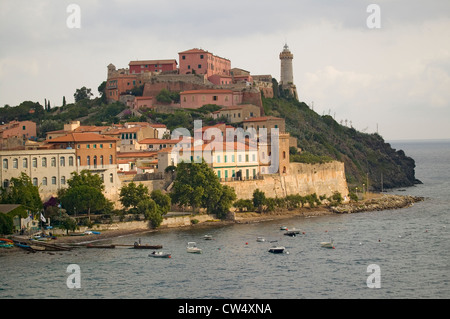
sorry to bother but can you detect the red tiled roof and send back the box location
[117,152,158,158]
[129,59,177,66]
[138,138,179,145]
[46,132,119,143]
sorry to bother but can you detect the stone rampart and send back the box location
[222,161,349,200]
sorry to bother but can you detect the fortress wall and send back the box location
[222,161,349,200]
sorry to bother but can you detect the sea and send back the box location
[0,140,449,301]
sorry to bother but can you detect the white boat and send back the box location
[280,226,288,230]
[268,246,286,254]
[149,251,171,258]
[256,237,266,242]
[187,242,202,254]
[203,235,213,240]
[320,240,335,249]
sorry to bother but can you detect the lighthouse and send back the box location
[279,43,298,99]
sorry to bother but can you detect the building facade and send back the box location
[129,60,178,74]
[178,48,231,79]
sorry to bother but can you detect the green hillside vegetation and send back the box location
[262,95,419,191]
[1,84,419,191]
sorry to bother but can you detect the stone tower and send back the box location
[279,44,298,99]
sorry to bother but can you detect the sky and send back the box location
[0,0,449,141]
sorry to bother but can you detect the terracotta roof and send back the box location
[46,132,119,143]
[243,116,284,122]
[129,59,177,66]
[117,152,158,158]
[138,138,179,145]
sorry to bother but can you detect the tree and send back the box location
[150,190,171,215]
[136,198,163,228]
[252,189,266,213]
[74,86,93,103]
[58,170,110,219]
[119,182,150,211]
[0,172,43,213]
[62,96,66,107]
[170,160,236,218]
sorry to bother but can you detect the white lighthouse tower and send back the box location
[279,43,298,99]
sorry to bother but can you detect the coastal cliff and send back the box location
[262,96,421,191]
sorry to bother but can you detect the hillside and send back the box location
[262,96,421,191]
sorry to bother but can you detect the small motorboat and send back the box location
[256,237,266,242]
[187,242,202,254]
[203,235,213,240]
[268,246,286,254]
[149,251,171,258]
[320,240,335,249]
[280,226,288,230]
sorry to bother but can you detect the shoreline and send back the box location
[1,194,424,254]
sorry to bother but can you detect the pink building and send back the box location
[178,48,231,79]
[132,96,154,109]
[129,60,178,74]
[0,121,37,140]
[180,89,243,109]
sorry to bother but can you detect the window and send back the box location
[42,177,47,186]
[61,176,66,185]
[94,156,97,167]
[33,178,38,186]
[100,156,104,166]
[217,155,221,163]
[87,156,91,166]
[283,151,286,159]
[3,159,8,169]
[93,144,97,149]
[238,155,242,162]
[224,155,227,163]
[22,158,27,168]
[87,144,90,149]
[109,173,113,183]
[51,176,57,185]
[51,157,56,167]
[42,157,47,167]
[69,156,74,166]
[252,154,256,162]
[60,157,65,167]
[200,54,204,59]
[109,155,113,164]
[13,158,18,169]
[213,96,218,101]
[198,64,202,69]
[182,55,186,60]
[3,179,9,188]
[32,158,37,168]
[245,154,249,162]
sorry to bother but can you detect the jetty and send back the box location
[11,237,72,252]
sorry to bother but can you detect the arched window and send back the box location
[32,158,38,168]
[61,176,66,185]
[109,155,113,164]
[93,156,97,168]
[51,176,57,185]
[109,173,113,183]
[69,156,74,166]
[42,157,47,167]
[60,157,65,167]
[13,158,18,168]
[42,177,47,186]
[87,156,91,166]
[100,155,104,166]
[22,158,27,168]
[33,178,38,186]
[51,157,56,167]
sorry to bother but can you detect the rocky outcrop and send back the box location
[330,194,424,214]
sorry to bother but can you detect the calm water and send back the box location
[0,140,449,299]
